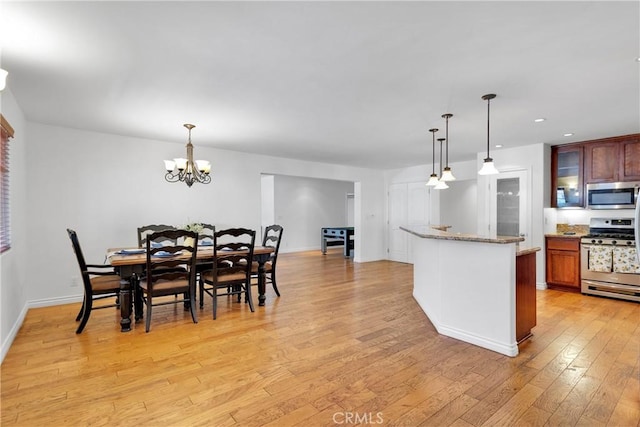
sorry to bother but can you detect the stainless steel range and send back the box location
[581,218,639,302]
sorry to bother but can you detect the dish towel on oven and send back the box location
[612,246,640,274]
[588,245,613,272]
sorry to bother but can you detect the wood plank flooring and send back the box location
[2,250,639,426]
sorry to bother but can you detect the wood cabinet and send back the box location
[551,134,640,208]
[584,134,640,183]
[551,144,584,208]
[545,236,581,292]
[620,136,640,181]
[585,141,618,183]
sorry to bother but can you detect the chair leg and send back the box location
[75,297,86,321]
[145,296,152,333]
[75,297,92,334]
[189,290,198,324]
[213,288,218,320]
[199,278,204,309]
[246,283,255,313]
[270,271,281,297]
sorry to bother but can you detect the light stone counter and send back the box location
[401,226,524,244]
[401,225,527,357]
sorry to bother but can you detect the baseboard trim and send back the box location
[1,295,83,363]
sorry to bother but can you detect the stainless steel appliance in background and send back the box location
[586,181,639,210]
[580,217,639,302]
[636,201,640,265]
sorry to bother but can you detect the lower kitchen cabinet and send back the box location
[545,236,581,292]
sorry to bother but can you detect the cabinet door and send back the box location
[546,249,580,288]
[620,137,640,181]
[551,145,583,207]
[585,142,619,183]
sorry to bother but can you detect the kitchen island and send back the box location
[401,226,539,357]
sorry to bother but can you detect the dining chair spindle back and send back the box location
[139,229,199,332]
[252,224,284,296]
[67,228,125,334]
[199,228,256,319]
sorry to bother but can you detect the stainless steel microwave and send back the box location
[586,181,640,209]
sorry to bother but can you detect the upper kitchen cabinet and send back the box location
[584,134,640,183]
[551,144,584,208]
[620,135,640,181]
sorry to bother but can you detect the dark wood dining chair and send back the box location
[252,224,284,296]
[138,229,199,332]
[137,224,177,248]
[199,228,256,319]
[198,223,215,245]
[67,229,126,334]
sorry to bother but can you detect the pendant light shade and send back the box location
[440,113,456,181]
[426,128,440,186]
[434,138,449,190]
[478,94,500,175]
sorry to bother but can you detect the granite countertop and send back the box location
[516,247,541,256]
[545,233,586,239]
[401,226,524,244]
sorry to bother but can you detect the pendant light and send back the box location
[478,94,500,175]
[434,138,449,190]
[426,128,440,186]
[440,113,456,181]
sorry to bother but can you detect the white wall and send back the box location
[260,174,275,231]
[0,88,28,361]
[273,175,353,252]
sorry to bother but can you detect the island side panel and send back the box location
[410,235,518,357]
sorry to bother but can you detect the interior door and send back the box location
[490,169,530,247]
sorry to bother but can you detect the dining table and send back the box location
[107,245,275,332]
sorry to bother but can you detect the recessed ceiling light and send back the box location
[495,144,503,148]
[563,133,574,137]
[636,57,640,62]
[534,118,546,122]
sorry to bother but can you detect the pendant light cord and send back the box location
[432,132,436,174]
[486,97,491,158]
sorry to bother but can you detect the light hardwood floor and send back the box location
[2,250,639,426]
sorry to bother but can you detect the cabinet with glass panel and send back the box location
[551,144,584,208]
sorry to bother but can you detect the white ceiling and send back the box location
[1,1,639,169]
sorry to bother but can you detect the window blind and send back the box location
[1,115,14,254]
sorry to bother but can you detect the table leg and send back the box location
[133,273,144,321]
[257,258,267,306]
[119,279,132,332]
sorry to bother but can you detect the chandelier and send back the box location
[164,124,211,187]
